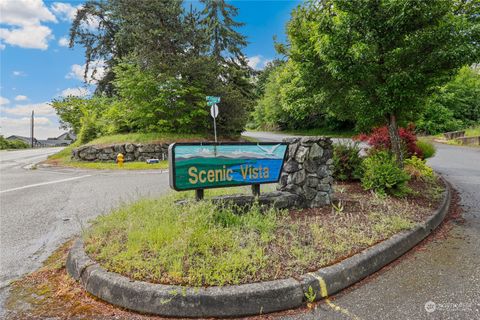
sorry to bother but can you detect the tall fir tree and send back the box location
[200,0,248,66]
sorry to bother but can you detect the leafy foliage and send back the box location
[60,0,253,138]
[285,0,479,162]
[356,125,423,159]
[361,151,411,197]
[404,156,435,182]
[417,66,480,134]
[333,142,363,181]
[0,136,29,150]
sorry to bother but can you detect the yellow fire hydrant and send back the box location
[116,153,124,167]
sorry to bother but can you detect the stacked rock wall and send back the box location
[277,137,334,207]
[72,143,169,162]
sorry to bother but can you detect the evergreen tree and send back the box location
[200,0,248,66]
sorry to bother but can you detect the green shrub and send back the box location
[333,142,363,181]
[361,151,410,197]
[0,135,29,150]
[416,140,436,159]
[78,111,100,144]
[404,156,435,182]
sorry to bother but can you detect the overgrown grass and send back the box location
[85,132,207,145]
[47,143,79,160]
[465,125,480,137]
[283,128,356,138]
[416,139,436,158]
[83,182,434,287]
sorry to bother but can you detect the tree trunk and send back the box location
[388,113,404,167]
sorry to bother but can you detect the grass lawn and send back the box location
[82,178,443,287]
[45,132,252,170]
[85,132,207,146]
[464,125,480,137]
[49,159,169,170]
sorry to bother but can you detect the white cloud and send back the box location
[247,56,262,70]
[1,102,56,117]
[66,61,106,84]
[14,95,28,101]
[60,87,90,97]
[0,96,10,105]
[247,55,272,70]
[0,97,10,106]
[51,2,99,30]
[0,116,62,139]
[0,43,5,50]
[58,36,69,47]
[51,2,79,21]
[0,116,50,126]
[0,24,53,50]
[0,0,57,50]
[0,0,56,26]
[12,70,26,77]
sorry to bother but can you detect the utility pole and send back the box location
[31,110,34,148]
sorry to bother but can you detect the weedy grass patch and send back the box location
[83,179,443,287]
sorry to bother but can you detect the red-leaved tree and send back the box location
[356,125,423,159]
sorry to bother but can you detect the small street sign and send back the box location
[210,104,219,118]
[206,96,220,106]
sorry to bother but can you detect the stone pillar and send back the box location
[277,137,334,207]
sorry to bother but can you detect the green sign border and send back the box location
[168,142,288,191]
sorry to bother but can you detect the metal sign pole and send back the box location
[213,113,217,143]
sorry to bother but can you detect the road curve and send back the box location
[0,148,172,316]
[246,131,479,320]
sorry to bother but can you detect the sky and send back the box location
[0,0,301,139]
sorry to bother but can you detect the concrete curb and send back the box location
[67,180,451,317]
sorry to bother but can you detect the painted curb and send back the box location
[67,180,451,317]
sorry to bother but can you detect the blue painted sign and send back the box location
[168,143,288,191]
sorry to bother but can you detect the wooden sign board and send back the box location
[168,142,288,191]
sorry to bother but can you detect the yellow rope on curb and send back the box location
[308,273,362,320]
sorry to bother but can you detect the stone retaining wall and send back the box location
[72,143,170,162]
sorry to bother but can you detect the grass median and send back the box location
[83,179,444,287]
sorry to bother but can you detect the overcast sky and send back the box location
[0,0,300,139]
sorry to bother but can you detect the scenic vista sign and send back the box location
[168,143,288,191]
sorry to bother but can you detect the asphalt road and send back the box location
[0,148,171,315]
[245,131,480,320]
[1,135,478,319]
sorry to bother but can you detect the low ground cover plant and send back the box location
[333,142,363,181]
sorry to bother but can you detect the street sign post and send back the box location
[207,96,220,142]
[206,96,220,106]
[210,103,219,142]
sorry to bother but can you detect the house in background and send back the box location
[6,132,76,147]
[38,132,77,147]
[5,135,40,147]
